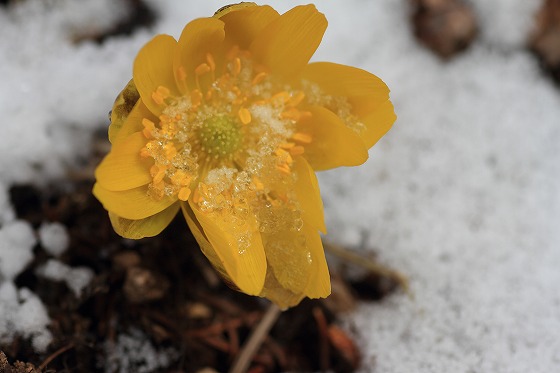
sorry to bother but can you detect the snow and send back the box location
[36,259,94,297]
[38,222,70,256]
[103,329,177,373]
[1,0,559,372]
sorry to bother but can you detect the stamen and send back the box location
[206,53,216,72]
[142,118,156,138]
[177,66,187,81]
[178,187,191,201]
[276,164,291,174]
[233,58,241,76]
[151,85,170,106]
[251,72,267,85]
[238,107,252,125]
[271,91,291,105]
[292,132,312,144]
[191,90,203,107]
[288,91,305,107]
[289,145,305,156]
[279,142,295,149]
[195,63,211,76]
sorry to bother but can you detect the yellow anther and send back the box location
[191,90,203,107]
[152,91,165,105]
[292,132,312,144]
[206,53,216,71]
[288,91,305,107]
[275,148,289,157]
[279,142,295,149]
[140,146,151,158]
[252,176,264,191]
[206,89,213,100]
[238,107,252,125]
[170,170,191,186]
[178,187,192,201]
[150,165,167,184]
[142,118,155,138]
[156,85,170,97]
[233,57,241,76]
[289,145,305,156]
[164,143,177,159]
[177,66,187,81]
[280,108,304,121]
[251,72,267,85]
[227,45,240,60]
[271,91,291,105]
[195,63,211,76]
[276,164,291,175]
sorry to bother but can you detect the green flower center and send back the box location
[198,115,243,159]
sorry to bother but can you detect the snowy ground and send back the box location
[1,0,559,372]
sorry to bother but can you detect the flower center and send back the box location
[198,115,242,159]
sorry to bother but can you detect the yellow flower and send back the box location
[93,3,396,308]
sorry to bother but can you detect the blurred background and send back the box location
[0,0,559,372]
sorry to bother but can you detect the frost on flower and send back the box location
[93,3,395,308]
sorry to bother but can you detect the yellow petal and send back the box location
[110,98,156,145]
[181,203,231,282]
[108,79,140,143]
[301,62,391,117]
[259,271,306,309]
[173,18,225,93]
[109,203,180,239]
[298,106,369,171]
[189,200,266,295]
[360,99,397,149]
[95,132,152,191]
[133,34,179,116]
[213,2,257,18]
[218,4,280,49]
[292,156,326,233]
[301,224,330,299]
[93,183,177,220]
[250,4,327,78]
[261,220,330,304]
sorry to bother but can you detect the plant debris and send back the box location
[530,0,560,84]
[411,0,478,59]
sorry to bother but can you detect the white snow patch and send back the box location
[0,282,52,352]
[103,329,177,373]
[37,259,94,297]
[0,221,36,281]
[39,222,70,257]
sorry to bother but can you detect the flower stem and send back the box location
[229,302,282,373]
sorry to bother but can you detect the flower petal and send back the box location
[301,224,330,299]
[218,4,280,49]
[301,62,391,117]
[133,34,179,116]
[108,79,140,144]
[250,4,327,78]
[261,219,330,304]
[188,200,266,295]
[109,203,180,239]
[298,106,369,171]
[95,132,152,191]
[360,99,397,149]
[110,98,156,146]
[173,18,225,93]
[292,156,326,233]
[93,183,177,220]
